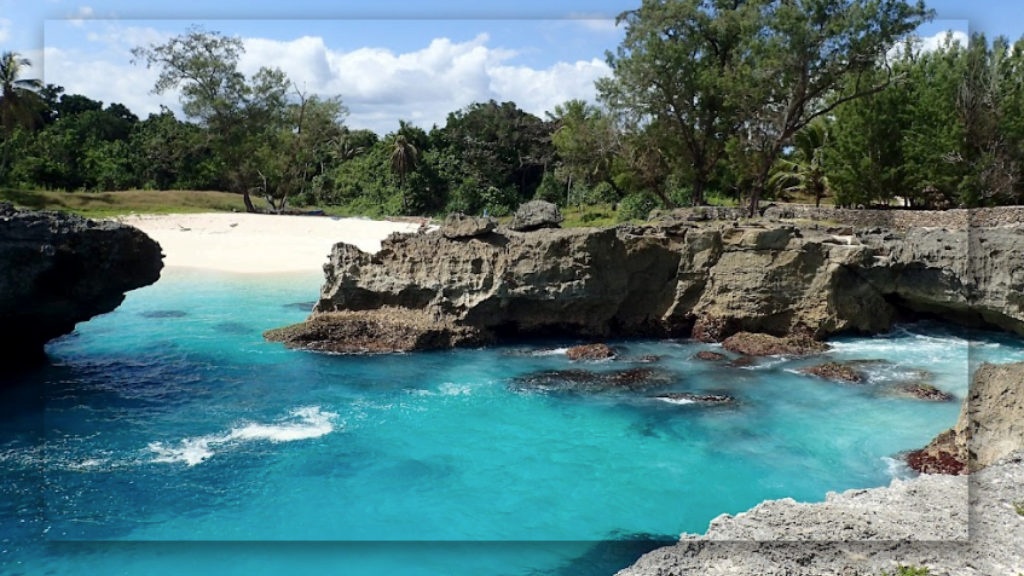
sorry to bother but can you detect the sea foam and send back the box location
[149,406,337,466]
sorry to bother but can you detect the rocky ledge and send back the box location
[0,203,163,373]
[266,202,1024,353]
[616,450,1024,576]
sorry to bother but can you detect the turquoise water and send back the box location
[2,268,1023,575]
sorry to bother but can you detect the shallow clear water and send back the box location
[2,268,1023,575]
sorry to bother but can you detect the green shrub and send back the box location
[533,172,566,206]
[1014,500,1024,517]
[617,192,659,222]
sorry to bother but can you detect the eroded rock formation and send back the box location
[616,451,1024,576]
[0,203,163,372]
[267,219,1024,353]
[908,361,1024,474]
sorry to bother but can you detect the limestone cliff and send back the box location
[616,450,1024,576]
[266,217,1024,353]
[0,203,164,373]
[909,361,1024,474]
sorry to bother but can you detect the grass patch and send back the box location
[1014,500,1024,517]
[0,188,267,217]
[881,566,930,576]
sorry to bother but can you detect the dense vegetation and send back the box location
[2,0,1023,219]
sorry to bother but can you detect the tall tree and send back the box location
[390,131,418,213]
[547,99,622,197]
[736,0,931,215]
[598,0,754,206]
[131,26,293,212]
[0,52,44,180]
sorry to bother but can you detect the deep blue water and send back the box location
[2,268,1022,575]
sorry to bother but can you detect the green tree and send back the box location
[390,131,419,213]
[547,99,622,199]
[132,26,294,212]
[0,52,44,180]
[598,0,754,207]
[767,119,831,206]
[736,0,931,215]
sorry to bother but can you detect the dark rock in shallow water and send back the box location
[213,322,251,335]
[567,343,616,361]
[894,383,955,402]
[799,362,864,383]
[0,203,163,373]
[511,367,676,393]
[139,310,188,319]
[694,351,726,361]
[652,392,735,405]
[728,356,758,368]
[722,332,831,357]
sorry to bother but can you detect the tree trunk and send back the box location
[692,179,706,207]
[748,159,776,217]
[242,189,257,213]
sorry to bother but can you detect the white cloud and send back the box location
[68,6,94,28]
[889,29,969,60]
[566,13,622,33]
[44,29,612,134]
[43,46,180,116]
[0,18,11,43]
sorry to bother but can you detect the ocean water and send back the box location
[2,268,1023,575]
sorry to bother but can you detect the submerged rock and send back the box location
[264,309,487,354]
[511,367,676,393]
[799,362,864,383]
[507,200,563,231]
[0,203,163,373]
[693,351,726,361]
[721,332,831,357]
[895,383,955,402]
[651,392,735,405]
[566,343,616,361]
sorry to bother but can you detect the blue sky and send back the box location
[0,0,1018,134]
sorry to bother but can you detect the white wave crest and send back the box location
[657,397,696,405]
[149,406,338,467]
[882,456,916,481]
[438,382,473,396]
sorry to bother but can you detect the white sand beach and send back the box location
[115,213,428,274]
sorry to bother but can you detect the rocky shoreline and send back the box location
[265,203,1024,353]
[0,203,163,374]
[616,450,1024,576]
[261,202,1024,575]
[617,362,1024,575]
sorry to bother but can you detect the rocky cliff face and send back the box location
[909,361,1024,474]
[0,203,164,372]
[266,217,1024,353]
[616,450,1024,576]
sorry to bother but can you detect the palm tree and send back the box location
[0,52,44,179]
[768,120,831,207]
[390,131,418,213]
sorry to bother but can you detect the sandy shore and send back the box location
[115,213,428,274]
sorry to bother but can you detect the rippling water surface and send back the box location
[2,268,1022,575]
